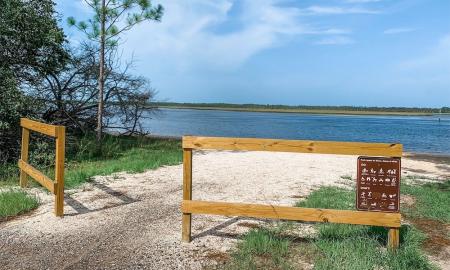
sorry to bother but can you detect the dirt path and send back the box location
[1,151,449,269]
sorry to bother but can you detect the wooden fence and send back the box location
[181,136,403,249]
[18,118,65,217]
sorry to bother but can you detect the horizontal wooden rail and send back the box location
[182,200,401,228]
[183,136,403,157]
[20,118,59,137]
[18,159,57,194]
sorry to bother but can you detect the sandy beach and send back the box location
[1,151,449,269]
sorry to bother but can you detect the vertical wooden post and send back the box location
[54,126,65,217]
[19,128,30,188]
[388,227,399,250]
[182,148,193,242]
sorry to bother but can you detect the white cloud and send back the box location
[121,1,296,70]
[344,0,383,3]
[120,0,353,70]
[396,34,450,91]
[300,5,380,15]
[400,34,450,70]
[383,28,415,34]
[314,36,355,45]
[61,1,358,71]
[304,28,352,35]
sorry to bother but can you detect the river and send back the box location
[142,108,450,154]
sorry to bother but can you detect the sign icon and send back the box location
[356,157,401,213]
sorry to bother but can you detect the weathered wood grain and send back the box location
[19,128,30,188]
[388,227,400,250]
[18,159,56,194]
[182,149,193,242]
[182,200,401,228]
[54,126,65,217]
[20,118,58,137]
[183,136,403,157]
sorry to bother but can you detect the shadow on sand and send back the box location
[64,181,139,216]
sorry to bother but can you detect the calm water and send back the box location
[143,108,450,154]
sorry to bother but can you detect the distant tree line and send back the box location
[152,102,450,113]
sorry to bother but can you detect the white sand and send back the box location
[1,151,449,269]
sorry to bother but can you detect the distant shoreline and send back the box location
[154,105,447,116]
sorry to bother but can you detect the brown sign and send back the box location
[356,157,401,213]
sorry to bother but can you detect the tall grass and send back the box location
[63,135,182,188]
[0,134,182,189]
[0,134,182,217]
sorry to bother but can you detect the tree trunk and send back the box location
[96,0,106,147]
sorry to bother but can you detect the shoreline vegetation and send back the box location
[151,102,450,116]
[1,135,448,220]
[1,135,449,268]
[223,181,449,269]
[0,135,182,219]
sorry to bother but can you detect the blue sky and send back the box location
[56,0,450,107]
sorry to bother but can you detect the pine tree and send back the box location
[67,0,163,147]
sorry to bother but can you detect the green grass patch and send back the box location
[63,136,182,188]
[298,186,436,270]
[401,181,450,222]
[0,135,182,189]
[0,189,39,219]
[0,135,182,217]
[224,184,440,269]
[295,186,354,210]
[225,226,293,270]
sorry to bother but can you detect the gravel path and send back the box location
[1,151,449,269]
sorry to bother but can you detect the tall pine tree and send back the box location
[68,0,163,147]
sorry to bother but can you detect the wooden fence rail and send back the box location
[18,118,65,217]
[181,136,402,250]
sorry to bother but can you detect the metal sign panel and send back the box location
[356,157,401,213]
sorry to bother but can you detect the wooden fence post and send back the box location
[388,227,400,250]
[19,128,30,188]
[54,126,65,217]
[182,148,193,242]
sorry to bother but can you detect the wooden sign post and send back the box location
[357,156,401,249]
